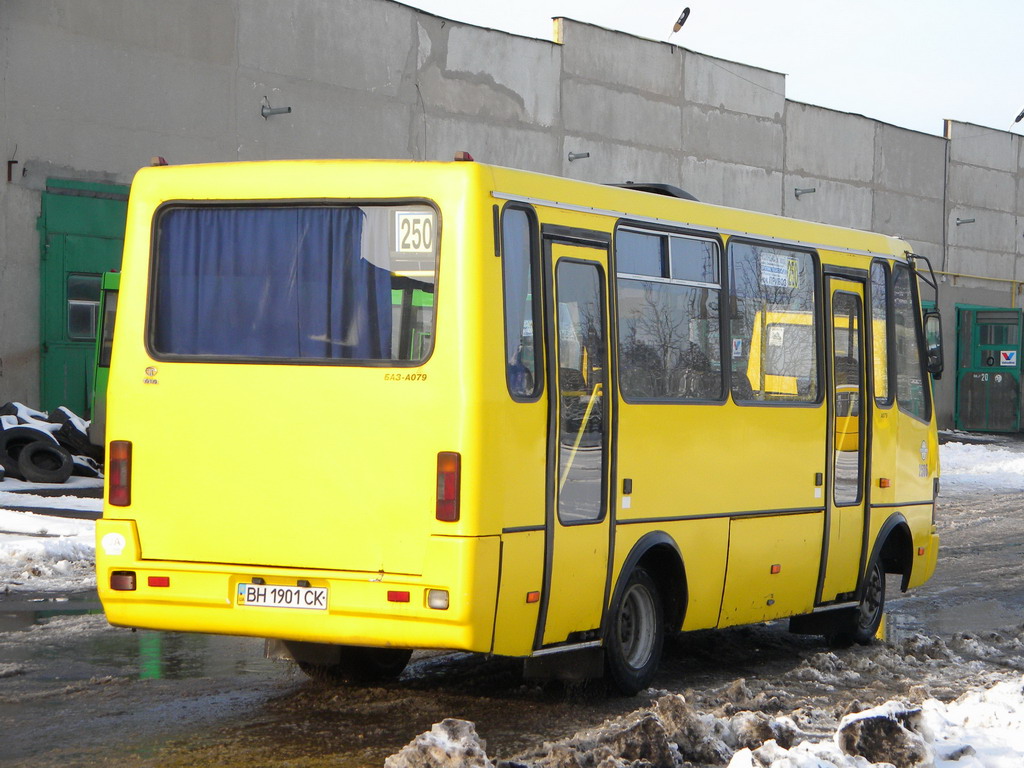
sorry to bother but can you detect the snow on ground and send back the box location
[390,668,1024,768]
[0,477,101,593]
[723,675,1024,767]
[0,508,96,592]
[0,475,103,495]
[940,440,1024,493]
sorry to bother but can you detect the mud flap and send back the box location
[523,646,604,682]
[264,638,341,665]
[788,607,857,636]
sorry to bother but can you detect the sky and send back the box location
[399,0,1024,137]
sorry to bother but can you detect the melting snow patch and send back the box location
[0,509,95,592]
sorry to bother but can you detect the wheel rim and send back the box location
[617,582,657,669]
[857,563,884,631]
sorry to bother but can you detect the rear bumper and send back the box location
[96,519,500,653]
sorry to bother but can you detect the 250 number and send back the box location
[396,213,434,253]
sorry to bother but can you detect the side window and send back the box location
[616,228,723,401]
[501,207,540,398]
[729,243,818,403]
[869,261,892,405]
[893,264,929,420]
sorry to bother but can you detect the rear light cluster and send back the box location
[109,440,132,506]
[436,452,461,521]
[109,572,171,591]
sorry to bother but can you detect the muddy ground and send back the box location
[1,484,1022,767]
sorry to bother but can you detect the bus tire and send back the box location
[298,646,412,684]
[827,557,886,647]
[605,567,664,696]
[18,441,74,484]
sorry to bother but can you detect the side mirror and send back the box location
[923,311,943,380]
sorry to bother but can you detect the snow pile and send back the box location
[0,508,96,592]
[391,676,1024,768]
[940,441,1024,492]
[728,677,1024,767]
[386,719,493,768]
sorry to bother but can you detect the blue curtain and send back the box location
[153,207,392,359]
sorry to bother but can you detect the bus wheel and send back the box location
[828,558,886,647]
[298,646,412,684]
[605,568,664,695]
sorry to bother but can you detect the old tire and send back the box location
[605,568,664,695]
[299,646,412,684]
[827,558,886,647]
[17,441,74,484]
[0,453,22,481]
[0,425,58,462]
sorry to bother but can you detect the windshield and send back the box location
[151,204,437,363]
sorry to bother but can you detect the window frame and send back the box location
[726,238,824,408]
[891,261,933,423]
[66,272,103,342]
[145,198,441,368]
[499,202,544,402]
[612,222,727,405]
[868,259,895,408]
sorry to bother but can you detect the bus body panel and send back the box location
[718,512,824,626]
[98,518,501,651]
[491,530,545,655]
[616,404,827,521]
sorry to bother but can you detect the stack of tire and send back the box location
[0,402,103,484]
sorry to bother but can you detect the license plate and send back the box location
[236,583,327,610]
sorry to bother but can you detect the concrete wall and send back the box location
[3,0,1024,428]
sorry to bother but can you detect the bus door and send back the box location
[536,230,613,648]
[819,277,869,602]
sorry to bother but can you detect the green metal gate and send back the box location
[38,179,128,415]
[955,306,1022,432]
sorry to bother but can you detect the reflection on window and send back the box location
[67,274,102,341]
[729,243,817,402]
[152,205,436,363]
[501,208,540,397]
[556,261,606,524]
[869,262,891,404]
[832,292,863,505]
[893,265,928,420]
[616,229,722,401]
[616,229,664,277]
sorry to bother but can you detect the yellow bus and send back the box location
[96,159,942,694]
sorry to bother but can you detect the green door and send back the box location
[38,179,128,415]
[954,307,1022,432]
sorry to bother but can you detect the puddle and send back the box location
[0,590,281,682]
[0,589,103,632]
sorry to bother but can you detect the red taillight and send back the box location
[147,576,170,588]
[109,440,132,506]
[436,452,461,522]
[387,590,410,603]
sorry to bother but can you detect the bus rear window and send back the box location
[151,204,436,363]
